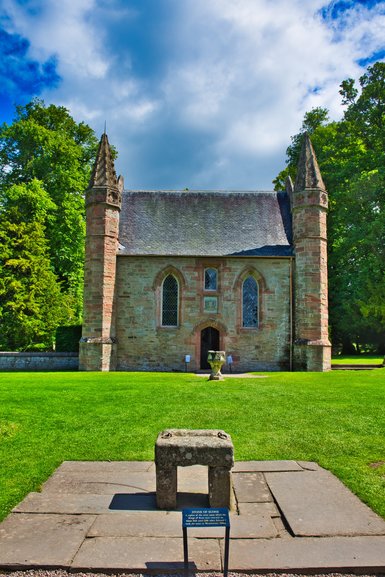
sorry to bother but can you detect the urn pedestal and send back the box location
[207,350,226,380]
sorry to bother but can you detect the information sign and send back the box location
[183,507,229,528]
[182,508,230,576]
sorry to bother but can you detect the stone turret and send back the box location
[292,134,331,371]
[79,133,123,371]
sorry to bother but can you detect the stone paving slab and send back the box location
[0,513,95,568]
[57,460,154,473]
[237,501,281,518]
[2,459,385,573]
[89,511,278,539]
[13,490,212,514]
[195,373,267,378]
[40,479,152,495]
[71,536,221,571]
[13,492,157,514]
[88,511,183,537]
[228,536,385,571]
[43,464,209,496]
[296,460,321,471]
[177,464,209,493]
[42,471,156,494]
[233,460,303,472]
[232,472,273,502]
[266,470,385,537]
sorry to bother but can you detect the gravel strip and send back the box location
[0,569,385,577]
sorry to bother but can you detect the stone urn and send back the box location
[207,350,226,380]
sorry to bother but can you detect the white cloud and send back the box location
[2,0,385,188]
[163,0,360,137]
[153,0,385,186]
[2,0,110,78]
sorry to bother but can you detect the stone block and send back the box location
[155,429,234,509]
[155,429,234,468]
[156,465,177,509]
[208,466,233,508]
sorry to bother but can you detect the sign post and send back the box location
[182,508,230,577]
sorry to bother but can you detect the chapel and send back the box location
[79,133,331,372]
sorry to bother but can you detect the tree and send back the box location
[0,181,72,350]
[0,99,99,317]
[275,63,385,353]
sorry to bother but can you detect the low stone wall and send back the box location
[0,352,79,372]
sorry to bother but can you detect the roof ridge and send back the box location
[122,189,278,194]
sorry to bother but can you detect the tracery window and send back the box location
[204,268,217,291]
[161,274,179,326]
[242,276,259,328]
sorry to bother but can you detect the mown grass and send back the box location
[1,370,385,522]
[332,355,384,365]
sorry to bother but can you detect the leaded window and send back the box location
[162,274,178,326]
[242,276,258,328]
[204,268,217,291]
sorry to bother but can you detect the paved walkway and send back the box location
[1,460,385,573]
[195,372,268,378]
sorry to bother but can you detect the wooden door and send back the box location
[200,327,220,369]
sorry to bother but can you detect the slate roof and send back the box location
[118,190,293,257]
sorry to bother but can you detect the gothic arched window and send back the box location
[242,276,259,328]
[204,268,217,291]
[161,274,179,326]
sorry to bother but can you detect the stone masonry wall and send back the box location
[82,203,120,340]
[115,256,292,372]
[0,352,78,371]
[292,188,331,371]
[79,200,120,371]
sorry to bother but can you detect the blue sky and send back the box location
[1,0,385,189]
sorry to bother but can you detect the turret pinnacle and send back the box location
[88,133,119,189]
[294,133,326,192]
[285,175,294,196]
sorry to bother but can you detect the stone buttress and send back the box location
[79,133,123,371]
[292,134,331,371]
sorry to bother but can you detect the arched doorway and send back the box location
[200,327,220,369]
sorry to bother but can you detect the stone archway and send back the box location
[200,326,220,370]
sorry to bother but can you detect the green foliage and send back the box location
[0,99,99,350]
[0,98,98,297]
[275,63,385,353]
[0,212,72,351]
[55,325,82,352]
[0,371,385,522]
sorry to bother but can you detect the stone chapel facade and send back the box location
[79,134,331,372]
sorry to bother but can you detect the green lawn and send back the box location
[1,370,385,522]
[332,355,384,365]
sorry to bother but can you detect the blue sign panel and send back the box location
[182,507,230,528]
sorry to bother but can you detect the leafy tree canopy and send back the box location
[0,183,73,351]
[0,99,99,294]
[0,99,99,350]
[275,63,385,353]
